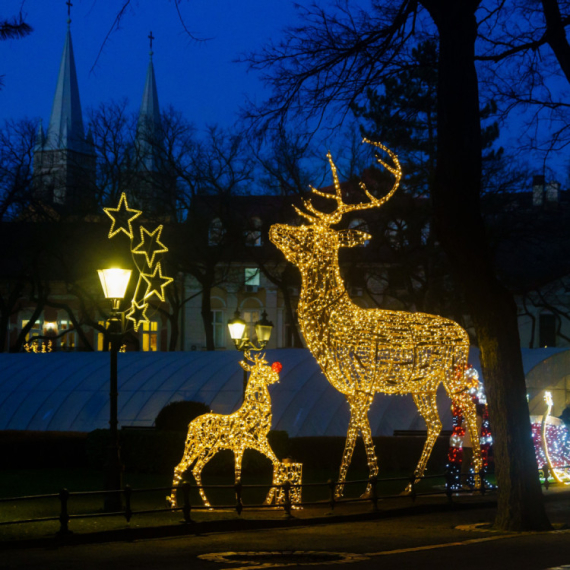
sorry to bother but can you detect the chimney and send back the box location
[532,175,545,206]
[546,181,560,204]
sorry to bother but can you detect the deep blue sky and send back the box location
[1,1,567,181]
[1,0,299,131]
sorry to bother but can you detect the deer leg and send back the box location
[254,444,280,505]
[454,391,482,490]
[358,410,379,498]
[192,448,218,508]
[167,432,198,508]
[167,457,192,508]
[403,393,442,494]
[234,447,244,485]
[336,396,363,499]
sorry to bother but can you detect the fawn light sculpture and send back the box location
[269,139,482,497]
[168,354,288,508]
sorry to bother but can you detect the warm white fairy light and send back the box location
[103,192,173,331]
[168,355,301,508]
[541,392,570,485]
[270,140,482,497]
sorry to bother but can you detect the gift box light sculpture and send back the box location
[168,355,300,508]
[270,139,482,497]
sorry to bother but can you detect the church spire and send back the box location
[44,8,86,153]
[136,31,162,171]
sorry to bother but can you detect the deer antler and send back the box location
[294,139,402,226]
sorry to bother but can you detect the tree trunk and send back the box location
[427,0,551,530]
[282,283,304,348]
[542,0,570,83]
[200,282,215,351]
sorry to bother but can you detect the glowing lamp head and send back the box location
[228,310,247,341]
[98,268,132,301]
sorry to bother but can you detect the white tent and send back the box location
[0,348,567,435]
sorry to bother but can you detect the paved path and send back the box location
[3,496,570,570]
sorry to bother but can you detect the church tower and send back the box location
[130,33,177,217]
[33,9,96,213]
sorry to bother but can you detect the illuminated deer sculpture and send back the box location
[167,354,283,508]
[269,139,482,497]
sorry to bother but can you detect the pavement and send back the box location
[2,486,570,570]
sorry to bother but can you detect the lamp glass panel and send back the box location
[98,268,132,299]
[228,320,246,340]
[255,323,272,343]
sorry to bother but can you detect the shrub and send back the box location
[154,400,211,432]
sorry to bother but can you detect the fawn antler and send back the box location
[295,139,402,226]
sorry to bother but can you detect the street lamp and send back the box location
[228,309,274,397]
[98,267,132,512]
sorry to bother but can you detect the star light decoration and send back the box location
[269,139,483,498]
[103,192,173,331]
[167,355,302,509]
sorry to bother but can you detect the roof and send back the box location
[1,347,567,435]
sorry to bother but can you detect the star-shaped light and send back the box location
[132,225,168,268]
[141,263,174,302]
[126,300,150,331]
[103,193,143,239]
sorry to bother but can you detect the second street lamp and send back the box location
[98,267,132,512]
[228,309,274,397]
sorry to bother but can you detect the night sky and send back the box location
[1,1,567,180]
[0,0,299,132]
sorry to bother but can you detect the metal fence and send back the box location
[0,470,502,537]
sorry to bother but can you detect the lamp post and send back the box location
[97,267,132,512]
[228,309,274,397]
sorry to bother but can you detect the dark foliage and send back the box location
[154,400,211,432]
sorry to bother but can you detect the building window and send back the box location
[245,268,260,291]
[208,218,225,246]
[245,217,263,246]
[212,309,225,348]
[386,219,408,249]
[58,320,76,350]
[142,321,159,351]
[97,321,107,351]
[21,319,42,340]
[539,312,556,347]
[242,310,260,342]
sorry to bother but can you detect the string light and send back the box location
[534,392,570,485]
[103,193,142,239]
[446,367,494,490]
[132,225,168,268]
[23,340,52,353]
[269,140,482,497]
[103,192,173,331]
[141,262,174,302]
[168,356,302,508]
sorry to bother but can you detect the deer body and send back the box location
[270,140,482,496]
[167,355,281,508]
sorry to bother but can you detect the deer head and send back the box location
[240,353,281,385]
[269,139,402,267]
